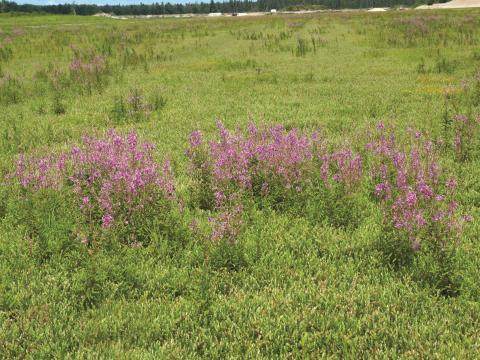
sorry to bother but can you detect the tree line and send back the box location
[0,0,436,16]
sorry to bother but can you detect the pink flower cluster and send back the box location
[12,121,473,247]
[68,55,109,92]
[366,122,470,249]
[319,148,363,189]
[69,129,175,228]
[69,55,107,79]
[187,121,364,240]
[14,153,67,190]
[209,204,243,243]
[14,129,175,230]
[188,121,363,205]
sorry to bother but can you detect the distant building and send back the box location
[270,9,277,13]
[208,12,222,17]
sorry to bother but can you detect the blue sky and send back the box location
[15,0,194,4]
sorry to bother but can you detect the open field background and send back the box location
[1,10,480,357]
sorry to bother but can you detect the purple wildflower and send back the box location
[101,214,113,228]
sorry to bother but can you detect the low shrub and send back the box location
[0,74,23,105]
[0,46,13,62]
[52,92,67,115]
[110,88,167,123]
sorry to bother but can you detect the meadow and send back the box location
[0,10,480,358]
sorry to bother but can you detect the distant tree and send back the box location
[209,0,218,12]
[0,0,431,16]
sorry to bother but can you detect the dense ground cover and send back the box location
[0,10,479,358]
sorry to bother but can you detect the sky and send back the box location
[14,0,194,5]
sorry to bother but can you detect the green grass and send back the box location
[1,10,480,358]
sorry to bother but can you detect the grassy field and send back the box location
[1,10,480,358]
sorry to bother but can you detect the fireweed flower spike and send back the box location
[13,129,175,232]
[187,121,364,240]
[367,122,466,249]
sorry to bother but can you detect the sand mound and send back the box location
[417,0,480,9]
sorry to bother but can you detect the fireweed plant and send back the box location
[186,122,321,210]
[68,52,110,94]
[186,121,365,239]
[12,129,176,246]
[449,114,480,162]
[111,88,167,123]
[366,122,473,287]
[442,75,480,162]
[10,122,473,278]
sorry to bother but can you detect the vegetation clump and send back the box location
[12,129,176,246]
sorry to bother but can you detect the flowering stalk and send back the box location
[187,121,365,239]
[13,129,175,240]
[366,122,471,250]
[69,54,109,93]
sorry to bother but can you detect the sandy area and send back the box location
[92,1,480,20]
[417,0,480,9]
